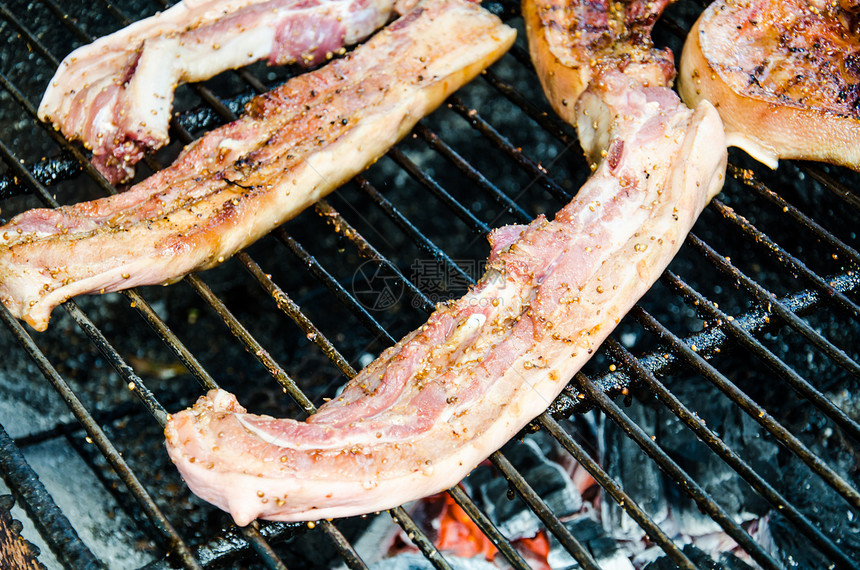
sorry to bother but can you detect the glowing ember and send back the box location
[434,493,497,560]
[513,530,551,570]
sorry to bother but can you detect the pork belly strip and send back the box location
[37,0,400,184]
[165,0,727,527]
[164,67,726,525]
[0,0,516,332]
[678,0,860,171]
[521,0,677,130]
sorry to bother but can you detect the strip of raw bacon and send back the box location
[164,0,726,525]
[0,0,515,331]
[38,0,400,183]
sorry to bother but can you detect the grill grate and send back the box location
[0,1,858,569]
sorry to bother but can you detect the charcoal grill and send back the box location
[0,0,858,568]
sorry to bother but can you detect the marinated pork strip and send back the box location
[0,0,515,332]
[679,0,860,170]
[521,0,677,130]
[38,0,401,184]
[164,0,727,524]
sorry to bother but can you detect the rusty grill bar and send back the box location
[0,0,857,568]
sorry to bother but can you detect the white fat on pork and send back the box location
[38,0,400,183]
[164,72,726,526]
[678,0,860,171]
[162,0,728,526]
[1,0,515,331]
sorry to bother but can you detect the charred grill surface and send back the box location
[0,0,857,569]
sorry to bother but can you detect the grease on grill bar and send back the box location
[0,0,858,569]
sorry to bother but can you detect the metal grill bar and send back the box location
[317,519,368,570]
[729,163,860,267]
[447,485,532,570]
[124,288,219,391]
[633,304,860,509]
[311,198,435,313]
[0,421,102,569]
[414,123,533,222]
[140,521,306,570]
[651,274,858,566]
[551,268,859,416]
[0,68,112,196]
[686,232,860,379]
[388,147,493,236]
[572,371,784,570]
[661,270,860,441]
[276,229,395,344]
[481,66,577,148]
[802,163,860,214]
[489,452,601,570]
[536,413,698,569]
[238,525,288,570]
[0,302,197,567]
[709,197,860,319]
[447,96,573,203]
[385,511,453,570]
[179,263,317,413]
[356,175,474,282]
[238,247,360,378]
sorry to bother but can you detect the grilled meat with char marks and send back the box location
[38,0,400,184]
[522,0,677,129]
[679,0,860,170]
[1,0,514,331]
